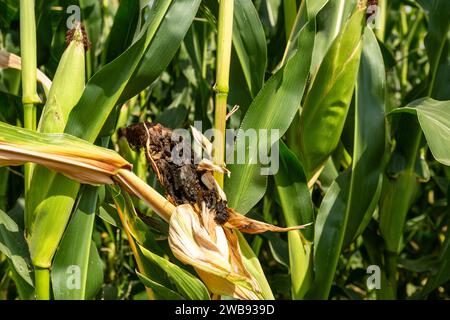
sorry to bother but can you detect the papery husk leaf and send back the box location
[225,208,312,234]
[0,122,130,185]
[168,204,261,300]
[0,50,52,95]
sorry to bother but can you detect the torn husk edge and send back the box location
[0,50,52,95]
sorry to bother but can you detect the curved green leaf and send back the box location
[136,271,185,300]
[120,0,202,103]
[65,0,174,142]
[390,98,450,167]
[51,186,102,300]
[305,0,328,19]
[299,8,364,179]
[0,206,33,287]
[310,0,357,73]
[102,0,141,64]
[274,141,313,299]
[343,28,387,244]
[307,171,350,299]
[138,244,210,300]
[232,0,267,97]
[237,231,274,300]
[225,20,315,214]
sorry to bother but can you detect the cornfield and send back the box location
[0,0,449,301]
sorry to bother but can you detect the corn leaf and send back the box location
[237,232,274,300]
[136,271,185,300]
[307,171,350,299]
[65,0,174,142]
[0,206,33,287]
[232,0,267,97]
[309,0,357,73]
[298,8,364,179]
[305,0,328,19]
[343,27,386,245]
[138,244,210,300]
[119,0,202,104]
[390,98,450,167]
[102,1,141,64]
[274,141,313,299]
[225,20,315,214]
[51,186,102,300]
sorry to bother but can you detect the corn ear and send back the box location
[37,25,85,133]
[24,24,86,267]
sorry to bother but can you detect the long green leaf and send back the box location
[307,171,350,299]
[237,231,274,300]
[309,0,357,73]
[226,20,315,214]
[274,141,313,299]
[305,0,328,19]
[343,28,386,244]
[65,0,173,142]
[390,98,450,167]
[298,8,364,179]
[0,205,33,287]
[102,1,141,64]
[232,0,267,97]
[138,244,210,300]
[379,172,418,254]
[136,271,185,300]
[119,0,202,104]
[51,186,102,300]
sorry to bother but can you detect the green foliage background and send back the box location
[0,0,450,300]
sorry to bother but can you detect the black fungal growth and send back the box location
[120,122,230,224]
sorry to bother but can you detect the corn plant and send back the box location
[0,0,450,301]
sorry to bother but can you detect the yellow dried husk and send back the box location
[168,204,262,300]
[0,50,52,95]
[0,121,131,184]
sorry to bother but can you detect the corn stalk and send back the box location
[19,0,40,201]
[213,0,234,188]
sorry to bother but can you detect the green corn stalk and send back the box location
[213,0,234,188]
[25,24,86,299]
[19,0,41,203]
